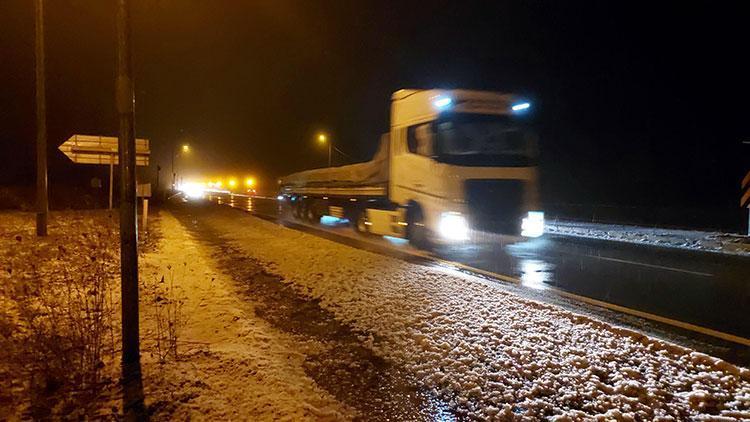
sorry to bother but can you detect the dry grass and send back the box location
[0,211,120,419]
[146,265,187,364]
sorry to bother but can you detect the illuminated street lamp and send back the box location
[172,143,191,190]
[228,178,237,189]
[316,133,351,168]
[245,177,256,188]
[317,133,331,167]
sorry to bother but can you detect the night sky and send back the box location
[1,1,748,229]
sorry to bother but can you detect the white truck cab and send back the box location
[280,88,544,248]
[387,89,543,244]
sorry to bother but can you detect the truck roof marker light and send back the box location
[433,96,453,109]
[512,102,531,112]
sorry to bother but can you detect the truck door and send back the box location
[392,122,438,203]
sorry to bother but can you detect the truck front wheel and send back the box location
[407,204,431,250]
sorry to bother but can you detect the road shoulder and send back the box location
[139,210,352,420]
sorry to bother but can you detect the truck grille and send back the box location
[465,179,524,234]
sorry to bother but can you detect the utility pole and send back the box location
[34,0,48,236]
[155,164,161,197]
[171,148,175,190]
[328,142,332,167]
[115,0,146,419]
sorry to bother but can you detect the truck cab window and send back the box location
[407,123,434,157]
[434,114,536,167]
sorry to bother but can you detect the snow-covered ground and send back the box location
[140,212,353,420]
[4,207,747,419]
[546,220,750,256]
[0,211,123,419]
[196,206,750,420]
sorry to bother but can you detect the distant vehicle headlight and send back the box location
[521,211,544,238]
[439,212,469,241]
[179,183,205,200]
[277,194,285,201]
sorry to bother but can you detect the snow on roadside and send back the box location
[0,211,122,419]
[139,211,352,420]
[546,220,750,256]
[206,207,750,420]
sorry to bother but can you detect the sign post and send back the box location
[741,170,750,235]
[137,183,151,229]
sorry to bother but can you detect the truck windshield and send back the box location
[434,113,537,167]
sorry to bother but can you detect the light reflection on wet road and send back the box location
[203,193,750,358]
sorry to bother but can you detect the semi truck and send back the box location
[278,88,544,247]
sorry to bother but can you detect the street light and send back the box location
[172,143,190,190]
[317,133,331,167]
[316,133,352,168]
[245,177,256,188]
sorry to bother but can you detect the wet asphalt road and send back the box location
[203,193,750,363]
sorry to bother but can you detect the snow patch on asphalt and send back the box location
[208,208,750,420]
[546,220,750,256]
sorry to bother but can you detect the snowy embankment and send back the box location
[546,220,750,256]
[0,211,122,419]
[207,208,750,420]
[139,212,352,420]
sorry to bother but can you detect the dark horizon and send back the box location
[2,1,749,230]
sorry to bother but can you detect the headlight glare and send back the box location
[521,211,545,238]
[439,212,470,241]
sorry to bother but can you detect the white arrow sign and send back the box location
[58,134,150,166]
[59,134,151,209]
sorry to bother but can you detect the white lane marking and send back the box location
[548,288,750,347]
[583,254,713,277]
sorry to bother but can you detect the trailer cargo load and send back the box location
[279,134,389,196]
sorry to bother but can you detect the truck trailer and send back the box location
[278,88,544,247]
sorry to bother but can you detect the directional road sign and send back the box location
[58,134,150,166]
[59,134,150,209]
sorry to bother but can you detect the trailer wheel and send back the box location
[305,203,320,224]
[354,209,369,234]
[407,204,431,250]
[292,198,304,219]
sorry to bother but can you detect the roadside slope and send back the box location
[197,204,750,420]
[139,211,351,420]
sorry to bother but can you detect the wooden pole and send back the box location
[109,153,114,209]
[34,0,48,236]
[116,0,146,419]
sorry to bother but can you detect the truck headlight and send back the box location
[439,212,469,241]
[521,211,545,238]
